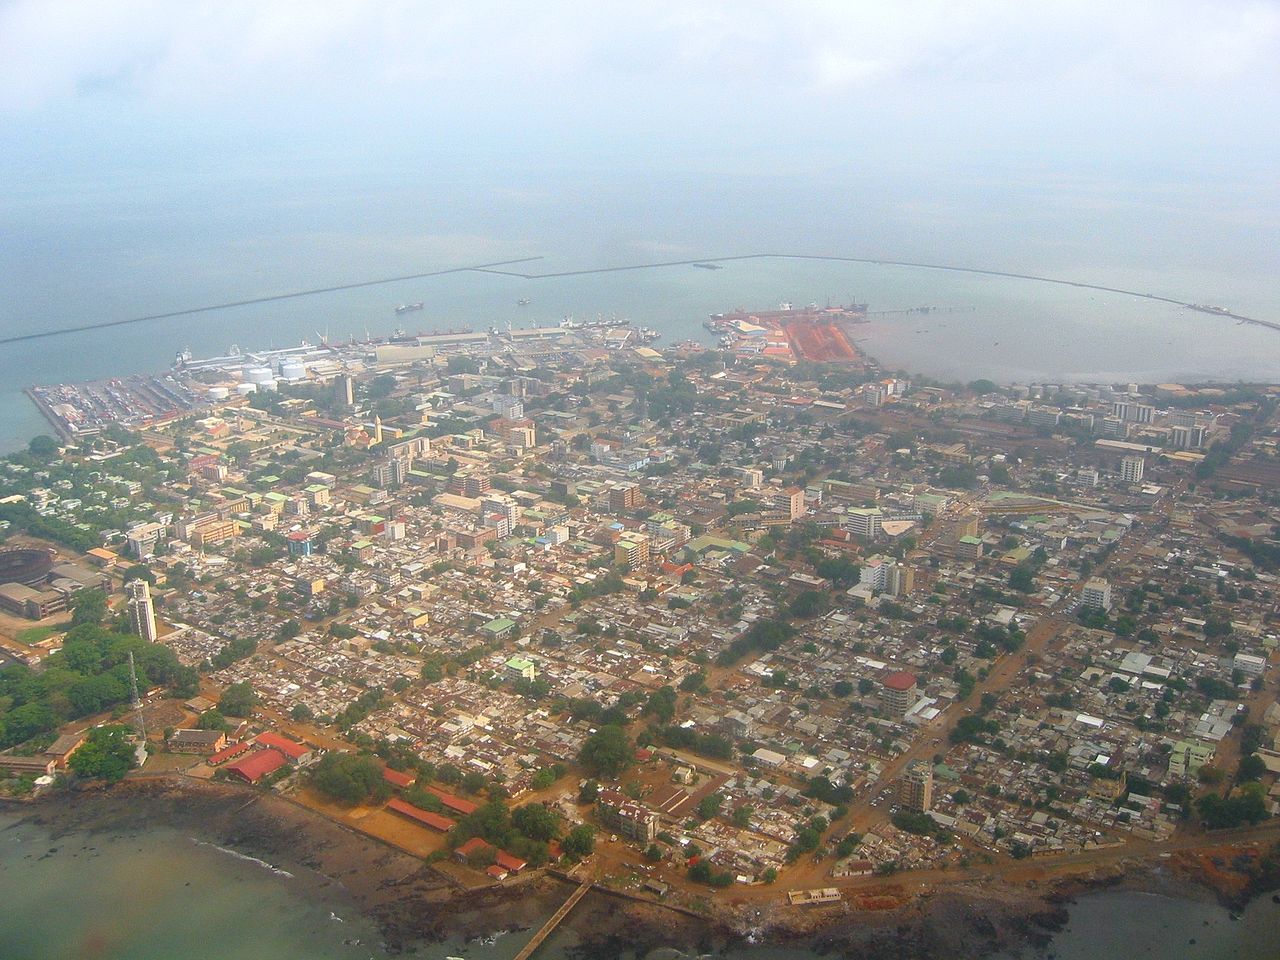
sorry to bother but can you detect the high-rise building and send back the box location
[1120,455,1145,484]
[897,760,934,812]
[1081,577,1112,612]
[844,507,883,539]
[127,579,157,643]
[333,373,355,408]
[881,671,918,716]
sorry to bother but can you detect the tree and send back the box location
[27,435,60,461]
[578,780,600,803]
[218,681,256,718]
[562,824,595,858]
[697,793,723,820]
[70,589,108,627]
[122,565,156,585]
[511,803,561,842]
[789,590,829,619]
[310,752,390,806]
[68,725,135,782]
[196,709,228,731]
[1008,565,1035,593]
[579,725,632,779]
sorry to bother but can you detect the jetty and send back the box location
[512,876,594,960]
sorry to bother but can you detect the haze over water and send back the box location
[2,3,1278,451]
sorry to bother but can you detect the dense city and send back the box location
[1,308,1278,925]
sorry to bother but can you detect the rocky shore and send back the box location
[6,778,1275,958]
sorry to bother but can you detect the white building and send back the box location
[1120,455,1145,484]
[127,579,157,643]
[1081,577,1112,613]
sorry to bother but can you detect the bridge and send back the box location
[511,876,594,960]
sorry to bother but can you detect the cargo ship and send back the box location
[395,302,424,315]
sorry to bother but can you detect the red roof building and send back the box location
[254,732,311,762]
[225,747,288,784]
[382,767,416,789]
[207,741,252,766]
[881,671,919,716]
[425,785,478,816]
[386,798,456,832]
[882,671,918,691]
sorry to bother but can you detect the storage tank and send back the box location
[257,378,278,391]
[235,382,258,395]
[279,361,306,381]
[207,386,230,401]
[246,365,275,385]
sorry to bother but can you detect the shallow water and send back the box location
[2,807,1276,960]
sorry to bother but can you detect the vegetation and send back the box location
[309,752,390,806]
[68,725,136,782]
[0,623,194,749]
[578,724,632,778]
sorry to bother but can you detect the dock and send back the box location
[511,877,594,960]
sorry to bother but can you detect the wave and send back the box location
[190,838,295,878]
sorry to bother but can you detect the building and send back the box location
[1112,401,1155,424]
[1081,577,1112,612]
[884,562,914,598]
[1169,424,1207,449]
[608,483,643,513]
[224,747,289,784]
[881,671,918,716]
[770,486,806,521]
[127,578,157,643]
[333,373,355,408]
[614,536,650,571]
[897,760,934,812]
[1120,455,1145,484]
[596,788,659,842]
[166,729,228,754]
[955,535,984,560]
[843,507,883,539]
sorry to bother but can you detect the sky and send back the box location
[2,1,1278,279]
[4,2,1278,158]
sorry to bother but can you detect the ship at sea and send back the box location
[395,302,424,315]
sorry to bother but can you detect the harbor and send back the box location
[24,314,661,441]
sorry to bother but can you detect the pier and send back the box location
[512,877,594,960]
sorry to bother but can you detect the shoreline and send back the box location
[5,778,1275,958]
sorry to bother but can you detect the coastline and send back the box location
[6,778,1274,959]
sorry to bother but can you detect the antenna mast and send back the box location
[128,651,147,742]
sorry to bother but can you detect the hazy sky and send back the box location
[2,1,1278,282]
[4,2,1278,156]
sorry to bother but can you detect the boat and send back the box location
[395,302,424,315]
[517,298,532,306]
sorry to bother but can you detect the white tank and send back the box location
[257,378,278,391]
[207,386,230,401]
[280,361,306,381]
[246,366,275,385]
[235,382,258,395]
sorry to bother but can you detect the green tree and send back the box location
[579,724,632,778]
[218,681,256,717]
[68,725,135,782]
[70,589,108,627]
[511,803,561,842]
[562,824,595,858]
[27,435,60,461]
[309,752,390,806]
[196,709,228,731]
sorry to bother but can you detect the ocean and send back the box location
[2,164,1279,453]
[2,808,1276,960]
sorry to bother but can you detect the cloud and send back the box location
[2,0,1278,115]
